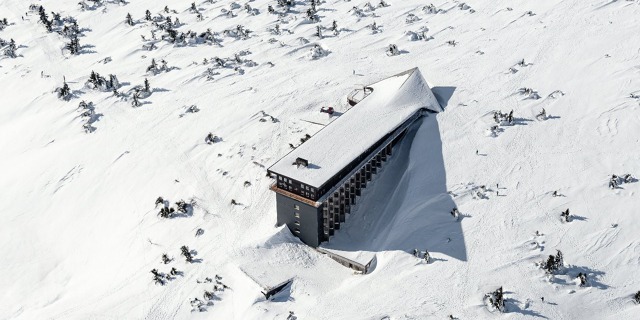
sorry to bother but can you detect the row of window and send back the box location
[276,175,318,199]
[278,175,292,184]
[277,175,316,193]
[293,210,301,234]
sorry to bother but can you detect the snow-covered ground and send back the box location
[1,0,639,319]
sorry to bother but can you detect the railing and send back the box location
[270,184,320,207]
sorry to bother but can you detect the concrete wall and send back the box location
[276,193,322,247]
[316,248,374,274]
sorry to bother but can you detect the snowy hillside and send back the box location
[1,0,639,319]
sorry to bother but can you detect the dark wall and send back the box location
[272,174,319,200]
[276,193,323,247]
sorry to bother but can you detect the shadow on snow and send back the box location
[431,86,456,110]
[322,115,468,262]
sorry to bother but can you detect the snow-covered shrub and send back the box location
[306,8,319,22]
[406,27,432,41]
[315,25,323,38]
[423,4,445,14]
[151,269,165,285]
[609,174,636,188]
[158,207,175,218]
[485,125,501,137]
[542,250,564,274]
[483,287,505,312]
[85,71,120,92]
[77,100,101,133]
[405,13,420,24]
[131,93,141,107]
[205,133,221,144]
[181,245,194,263]
[547,90,565,99]
[349,6,364,17]
[2,38,17,58]
[363,2,376,12]
[184,29,222,46]
[386,44,399,56]
[493,110,514,126]
[577,272,587,287]
[370,21,381,33]
[64,36,80,55]
[0,18,8,31]
[125,13,134,26]
[55,79,72,100]
[518,87,540,99]
[560,209,571,222]
[223,25,251,40]
[185,105,200,114]
[308,44,329,59]
[175,199,194,213]
[535,108,547,121]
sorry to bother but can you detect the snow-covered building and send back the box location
[267,68,442,246]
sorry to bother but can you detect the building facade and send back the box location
[267,68,442,247]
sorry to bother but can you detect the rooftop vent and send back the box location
[294,157,309,167]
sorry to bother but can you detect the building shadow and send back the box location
[431,86,456,110]
[322,115,468,261]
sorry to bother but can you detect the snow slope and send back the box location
[0,0,639,319]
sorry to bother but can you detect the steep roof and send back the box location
[268,68,441,188]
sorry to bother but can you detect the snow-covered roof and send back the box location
[268,68,441,188]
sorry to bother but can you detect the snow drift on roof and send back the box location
[268,68,442,188]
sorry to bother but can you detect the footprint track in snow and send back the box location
[597,117,618,137]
